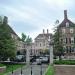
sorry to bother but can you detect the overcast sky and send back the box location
[0,0,75,40]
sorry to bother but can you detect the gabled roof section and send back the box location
[59,10,75,28]
[7,24,21,40]
[1,16,21,40]
[59,19,75,27]
[35,33,52,40]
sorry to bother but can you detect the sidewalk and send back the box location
[54,65,75,75]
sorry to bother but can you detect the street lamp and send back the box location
[12,65,13,75]
[21,65,23,75]
[39,58,42,75]
[30,60,33,75]
[11,59,14,75]
[31,45,33,75]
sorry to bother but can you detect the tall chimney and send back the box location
[64,10,67,19]
[47,29,49,34]
[43,29,45,34]
[3,16,8,24]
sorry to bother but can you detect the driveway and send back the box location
[54,65,75,75]
[8,64,48,75]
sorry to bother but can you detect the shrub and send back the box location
[54,60,75,65]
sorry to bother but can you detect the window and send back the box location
[63,38,66,43]
[69,37,74,44]
[70,28,74,33]
[71,46,74,52]
[40,43,41,47]
[66,38,68,44]
[66,46,68,53]
[71,37,74,44]
[63,46,66,52]
[66,22,69,27]
[62,29,65,33]
[74,37,75,43]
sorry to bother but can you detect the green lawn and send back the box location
[45,65,54,75]
[0,64,25,75]
[0,64,5,67]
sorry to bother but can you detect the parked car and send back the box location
[36,57,42,65]
[36,56,49,64]
[14,55,26,62]
[41,57,49,63]
[30,55,36,62]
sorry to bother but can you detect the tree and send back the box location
[26,36,32,45]
[21,33,26,42]
[0,16,16,61]
[21,33,32,45]
[53,20,64,60]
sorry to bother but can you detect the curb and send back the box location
[54,65,75,67]
[43,65,50,75]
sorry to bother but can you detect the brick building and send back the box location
[58,10,75,55]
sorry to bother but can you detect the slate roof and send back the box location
[35,33,52,40]
[59,18,75,28]
[7,24,21,40]
[59,10,75,28]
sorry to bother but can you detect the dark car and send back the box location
[14,55,26,62]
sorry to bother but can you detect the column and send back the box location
[26,45,30,64]
[50,45,53,64]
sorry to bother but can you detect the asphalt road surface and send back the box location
[8,64,48,75]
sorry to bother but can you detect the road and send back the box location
[8,64,48,75]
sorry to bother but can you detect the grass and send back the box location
[45,65,54,75]
[0,64,25,75]
[0,64,5,67]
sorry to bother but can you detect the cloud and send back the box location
[0,0,75,40]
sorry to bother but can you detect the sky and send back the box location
[0,0,75,41]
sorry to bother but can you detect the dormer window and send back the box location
[66,22,69,27]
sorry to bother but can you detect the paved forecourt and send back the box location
[7,64,48,75]
[54,65,75,75]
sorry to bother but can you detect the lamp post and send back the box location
[49,41,54,64]
[31,45,33,75]
[40,62,42,75]
[31,64,32,75]
[11,59,13,75]
[39,58,42,75]
[12,65,13,75]
[21,65,23,75]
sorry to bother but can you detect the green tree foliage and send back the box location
[0,16,16,60]
[21,33,26,42]
[21,33,32,45]
[53,20,63,60]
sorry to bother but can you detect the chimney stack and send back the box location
[3,16,8,24]
[43,29,45,34]
[47,29,49,34]
[64,10,67,19]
